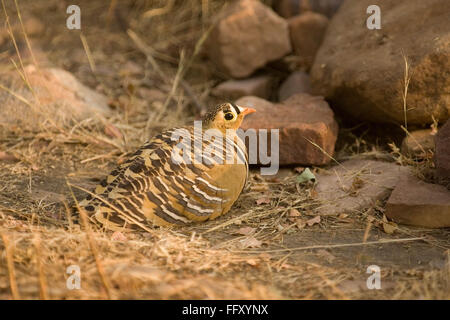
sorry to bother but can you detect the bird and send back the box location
[78,102,256,231]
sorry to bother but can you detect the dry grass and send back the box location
[0,0,449,300]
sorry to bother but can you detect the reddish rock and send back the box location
[315,159,409,216]
[435,119,450,187]
[288,12,329,69]
[401,129,436,159]
[206,0,291,78]
[311,0,450,125]
[236,93,338,165]
[278,71,311,101]
[274,0,344,18]
[212,76,273,100]
[385,172,450,228]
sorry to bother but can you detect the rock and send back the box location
[310,0,450,126]
[288,12,329,69]
[385,171,450,228]
[315,159,409,216]
[401,129,436,159]
[435,119,450,187]
[206,0,291,78]
[278,71,311,101]
[274,0,344,18]
[0,65,111,128]
[212,76,273,100]
[236,93,338,165]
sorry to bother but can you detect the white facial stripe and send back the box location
[227,103,240,118]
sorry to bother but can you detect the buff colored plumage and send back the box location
[79,103,256,231]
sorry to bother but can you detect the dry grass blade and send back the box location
[401,52,413,130]
[67,182,114,299]
[142,0,175,19]
[14,0,39,68]
[1,233,21,299]
[33,232,48,299]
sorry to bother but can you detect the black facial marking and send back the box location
[230,102,240,114]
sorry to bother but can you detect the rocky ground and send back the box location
[0,0,449,299]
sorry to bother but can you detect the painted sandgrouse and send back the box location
[79,103,256,231]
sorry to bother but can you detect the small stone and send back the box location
[237,93,338,165]
[212,76,273,100]
[400,129,435,159]
[278,71,311,101]
[385,172,450,228]
[206,0,291,78]
[435,119,450,187]
[315,159,409,216]
[288,12,329,69]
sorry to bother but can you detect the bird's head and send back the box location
[202,102,256,132]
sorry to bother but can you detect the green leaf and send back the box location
[296,168,316,184]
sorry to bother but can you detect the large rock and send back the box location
[0,65,111,128]
[274,0,344,18]
[206,0,291,78]
[315,159,409,216]
[435,119,450,187]
[236,93,338,165]
[212,75,273,100]
[288,12,329,69]
[278,71,311,101]
[310,0,450,125]
[385,172,450,228]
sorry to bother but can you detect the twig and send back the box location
[231,237,425,254]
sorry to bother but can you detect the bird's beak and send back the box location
[241,107,256,116]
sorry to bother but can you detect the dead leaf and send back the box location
[306,215,321,227]
[0,151,18,161]
[382,214,397,234]
[256,196,271,205]
[237,226,256,236]
[239,236,262,248]
[289,209,301,217]
[245,258,259,266]
[111,231,127,241]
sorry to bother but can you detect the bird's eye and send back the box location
[224,112,234,121]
